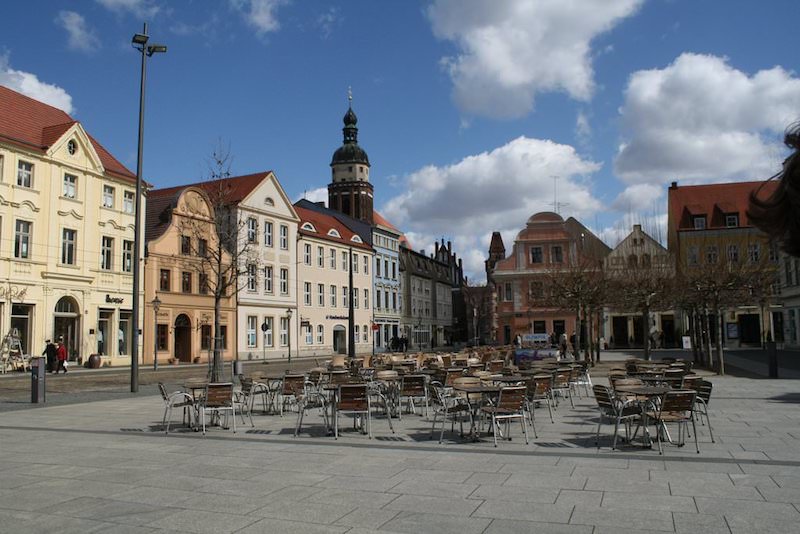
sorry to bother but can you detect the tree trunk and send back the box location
[585,305,593,365]
[574,304,581,359]
[703,309,713,370]
[595,308,602,363]
[642,307,651,361]
[689,309,699,363]
[716,308,725,375]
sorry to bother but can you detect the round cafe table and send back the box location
[613,385,671,447]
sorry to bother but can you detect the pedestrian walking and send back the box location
[56,337,68,374]
[42,339,57,373]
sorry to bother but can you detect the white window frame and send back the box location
[353,253,359,273]
[61,228,76,265]
[280,317,288,346]
[279,224,288,249]
[264,265,273,293]
[63,174,77,199]
[317,246,324,268]
[363,255,369,274]
[342,286,348,308]
[123,191,134,214]
[355,324,360,343]
[265,221,273,247]
[247,316,257,348]
[304,282,312,306]
[318,283,325,306]
[341,251,347,270]
[102,185,115,208]
[364,289,369,309]
[304,243,311,265]
[305,325,313,345]
[376,257,381,277]
[122,240,133,272]
[17,160,33,188]
[316,324,324,344]
[329,248,336,269]
[264,317,273,346]
[101,236,114,270]
[353,287,359,309]
[280,268,288,295]
[247,263,257,291]
[330,285,337,307]
[362,324,368,343]
[247,217,257,243]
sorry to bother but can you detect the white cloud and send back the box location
[56,11,101,53]
[426,0,642,118]
[575,110,591,145]
[296,186,327,206]
[95,0,160,18]
[381,136,603,280]
[0,54,74,114]
[615,53,800,184]
[611,183,662,212]
[230,0,289,35]
[315,6,340,39]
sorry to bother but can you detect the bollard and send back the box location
[767,341,778,379]
[30,356,46,403]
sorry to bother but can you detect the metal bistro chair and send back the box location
[480,386,530,447]
[335,384,371,439]
[646,390,699,455]
[592,385,641,450]
[158,382,194,434]
[552,368,574,408]
[279,374,306,416]
[294,380,329,437]
[398,374,428,418]
[428,380,473,444]
[694,379,715,443]
[200,382,236,435]
[236,375,271,424]
[525,374,555,426]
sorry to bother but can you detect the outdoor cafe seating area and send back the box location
[157,349,715,455]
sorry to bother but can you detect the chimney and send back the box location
[315,201,325,207]
[633,224,642,232]
[669,181,678,190]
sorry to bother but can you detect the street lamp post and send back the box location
[151,296,161,370]
[286,308,293,365]
[130,23,166,393]
[348,247,355,361]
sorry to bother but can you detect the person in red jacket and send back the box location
[55,337,68,374]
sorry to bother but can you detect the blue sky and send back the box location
[2,0,799,281]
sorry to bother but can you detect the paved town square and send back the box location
[1,354,799,534]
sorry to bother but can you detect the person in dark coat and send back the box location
[42,339,57,373]
[55,338,68,374]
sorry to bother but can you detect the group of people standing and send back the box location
[42,338,68,374]
[389,335,409,352]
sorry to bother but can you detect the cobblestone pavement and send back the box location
[1,366,799,533]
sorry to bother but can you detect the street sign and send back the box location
[371,323,380,331]
[261,321,268,332]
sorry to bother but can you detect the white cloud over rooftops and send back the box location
[0,54,74,114]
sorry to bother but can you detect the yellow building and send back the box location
[143,186,236,365]
[0,86,143,365]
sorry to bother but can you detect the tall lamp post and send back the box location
[348,247,355,360]
[151,296,161,370]
[130,23,167,392]
[286,308,293,365]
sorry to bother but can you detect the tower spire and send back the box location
[348,86,352,107]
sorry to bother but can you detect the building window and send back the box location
[247,316,257,348]
[102,185,114,208]
[376,290,382,309]
[343,286,348,308]
[157,324,168,350]
[725,214,739,227]
[159,269,170,291]
[748,243,760,263]
[330,284,337,307]
[280,317,288,346]
[353,288,359,309]
[199,273,209,294]
[317,246,324,268]
[280,268,288,295]
[14,220,31,259]
[63,174,77,198]
[530,246,543,263]
[304,282,312,305]
[693,216,706,230]
[305,325,313,345]
[376,257,381,277]
[247,217,257,243]
[363,255,369,274]
[384,259,389,277]
[101,236,114,270]
[122,240,133,272]
[247,263,257,291]
[706,246,718,264]
[197,238,207,258]
[181,271,192,293]
[316,325,324,344]
[200,325,212,350]
[220,326,228,349]
[392,291,397,311]
[363,324,369,343]
[330,248,336,269]
[688,246,699,266]
[304,243,311,265]
[355,324,360,342]
[265,221,273,246]
[318,283,324,306]
[364,289,369,309]
[17,161,33,188]
[264,317,273,346]
[279,224,288,249]
[123,191,134,214]
[385,290,390,311]
[551,245,563,264]
[353,253,359,273]
[727,244,739,263]
[769,242,780,263]
[264,266,273,293]
[181,235,191,255]
[61,229,76,265]
[504,282,512,301]
[392,261,396,280]
[341,251,347,270]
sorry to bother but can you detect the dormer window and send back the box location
[692,216,706,230]
[264,197,275,207]
[327,229,341,238]
[725,214,739,227]
[351,235,363,243]
[301,222,317,232]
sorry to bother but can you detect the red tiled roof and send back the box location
[0,85,135,180]
[152,172,271,205]
[668,180,778,231]
[145,186,186,242]
[373,210,399,232]
[295,205,372,251]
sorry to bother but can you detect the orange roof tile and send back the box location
[295,205,372,251]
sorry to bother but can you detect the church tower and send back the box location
[328,92,374,224]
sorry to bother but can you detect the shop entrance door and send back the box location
[174,314,192,362]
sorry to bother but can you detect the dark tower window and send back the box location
[342,194,351,215]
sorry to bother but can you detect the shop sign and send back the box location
[105,294,124,304]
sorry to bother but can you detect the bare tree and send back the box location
[178,147,253,381]
[461,280,492,346]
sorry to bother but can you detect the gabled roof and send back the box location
[669,180,778,231]
[294,204,372,251]
[152,171,272,206]
[0,85,135,181]
[145,187,185,242]
[295,198,373,246]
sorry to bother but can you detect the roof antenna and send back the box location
[551,175,570,214]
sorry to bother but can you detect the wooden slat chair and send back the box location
[551,368,574,408]
[158,382,194,434]
[398,374,428,418]
[200,382,236,435]
[486,360,504,373]
[525,374,555,426]
[480,386,530,447]
[592,385,641,450]
[694,380,715,443]
[279,374,306,416]
[444,368,464,388]
[428,380,472,444]
[646,390,699,455]
[335,384,371,439]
